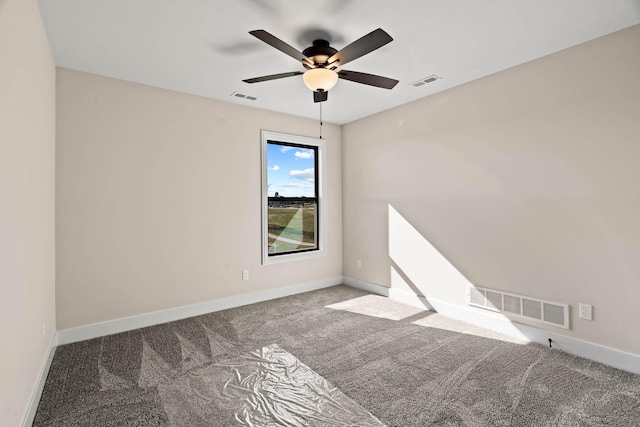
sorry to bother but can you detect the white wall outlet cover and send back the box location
[579,303,593,320]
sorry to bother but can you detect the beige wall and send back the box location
[55,68,342,329]
[342,25,640,355]
[0,0,56,424]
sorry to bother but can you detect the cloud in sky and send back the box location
[271,182,313,197]
[280,146,294,153]
[269,164,280,171]
[294,150,313,160]
[275,183,310,189]
[290,168,314,181]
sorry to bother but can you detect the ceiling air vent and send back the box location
[411,75,441,87]
[231,91,257,101]
[468,285,569,329]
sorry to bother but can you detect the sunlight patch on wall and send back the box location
[388,204,471,303]
[386,204,536,342]
[390,265,423,298]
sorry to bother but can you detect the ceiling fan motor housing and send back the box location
[302,40,338,68]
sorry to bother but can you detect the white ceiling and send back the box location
[38,0,640,125]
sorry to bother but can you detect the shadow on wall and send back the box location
[387,204,555,344]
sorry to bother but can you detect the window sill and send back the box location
[262,248,327,265]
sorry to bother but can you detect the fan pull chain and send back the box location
[319,101,323,139]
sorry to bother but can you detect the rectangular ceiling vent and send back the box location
[468,285,569,329]
[231,91,257,101]
[411,75,441,87]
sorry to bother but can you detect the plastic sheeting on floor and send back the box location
[158,343,387,426]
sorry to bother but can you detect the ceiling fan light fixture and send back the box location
[303,68,338,92]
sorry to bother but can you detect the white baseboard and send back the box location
[343,276,640,375]
[342,276,391,297]
[22,333,58,427]
[58,276,343,345]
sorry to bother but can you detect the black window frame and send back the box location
[266,140,319,257]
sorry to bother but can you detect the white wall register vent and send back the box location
[469,286,570,329]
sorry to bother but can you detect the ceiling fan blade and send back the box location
[249,30,312,65]
[243,71,303,84]
[327,28,393,67]
[338,70,399,89]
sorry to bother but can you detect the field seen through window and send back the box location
[268,206,316,254]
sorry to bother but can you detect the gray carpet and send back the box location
[34,285,640,426]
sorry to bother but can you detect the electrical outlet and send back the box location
[356,259,362,268]
[242,270,249,281]
[579,303,593,320]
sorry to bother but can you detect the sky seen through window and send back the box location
[267,144,315,197]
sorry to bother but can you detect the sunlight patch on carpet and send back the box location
[411,312,529,344]
[326,294,427,321]
[158,343,386,426]
[328,294,528,344]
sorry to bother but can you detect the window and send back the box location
[261,131,326,264]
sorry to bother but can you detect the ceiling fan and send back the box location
[243,28,399,103]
